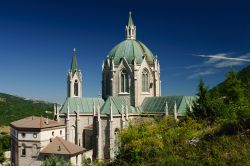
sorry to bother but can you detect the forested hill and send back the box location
[0,93,53,126]
[210,65,250,104]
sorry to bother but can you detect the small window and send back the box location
[21,133,26,138]
[21,144,26,156]
[60,130,62,135]
[114,128,120,135]
[33,133,37,138]
[52,131,54,136]
[74,80,78,96]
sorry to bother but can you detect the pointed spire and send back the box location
[121,104,125,121]
[165,101,168,116]
[77,105,80,120]
[110,103,113,121]
[70,48,78,73]
[126,11,136,40]
[128,11,134,27]
[97,104,101,121]
[93,103,96,116]
[174,101,178,121]
[67,104,70,120]
[125,105,129,120]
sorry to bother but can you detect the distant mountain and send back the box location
[0,93,53,126]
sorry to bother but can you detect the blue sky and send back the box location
[0,0,249,104]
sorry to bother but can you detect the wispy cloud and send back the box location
[196,53,250,63]
[185,52,250,79]
[187,69,216,79]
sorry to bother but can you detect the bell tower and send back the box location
[67,48,82,98]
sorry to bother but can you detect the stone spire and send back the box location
[70,48,78,73]
[126,11,136,40]
[67,48,82,98]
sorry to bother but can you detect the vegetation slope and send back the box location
[0,93,53,126]
[110,65,250,166]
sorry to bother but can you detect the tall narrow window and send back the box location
[74,80,78,96]
[120,69,129,93]
[142,69,149,92]
[21,144,26,156]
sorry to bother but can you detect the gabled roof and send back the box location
[10,116,65,130]
[101,96,138,115]
[60,97,104,114]
[141,96,196,116]
[40,137,84,155]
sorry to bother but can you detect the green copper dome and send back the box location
[107,39,155,65]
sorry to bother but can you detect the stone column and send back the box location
[109,104,115,160]
[121,105,125,129]
[76,105,81,146]
[97,105,103,160]
[66,104,70,141]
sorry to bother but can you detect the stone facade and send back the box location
[10,118,66,166]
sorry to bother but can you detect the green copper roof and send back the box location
[60,97,104,114]
[101,96,138,115]
[107,40,155,65]
[70,49,78,73]
[141,96,196,115]
[128,12,134,27]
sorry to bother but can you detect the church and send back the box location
[10,12,195,165]
[55,12,194,161]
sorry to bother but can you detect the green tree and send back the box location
[192,79,214,120]
[42,155,72,166]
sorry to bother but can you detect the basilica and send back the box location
[10,12,194,166]
[56,12,194,160]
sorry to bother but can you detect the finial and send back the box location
[73,48,76,52]
[129,11,132,16]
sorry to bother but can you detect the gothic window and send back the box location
[142,69,149,92]
[74,80,78,96]
[120,69,129,93]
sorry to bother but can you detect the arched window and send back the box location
[142,69,149,92]
[74,80,78,96]
[120,69,129,93]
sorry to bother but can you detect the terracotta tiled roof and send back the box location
[40,137,84,155]
[10,116,65,129]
